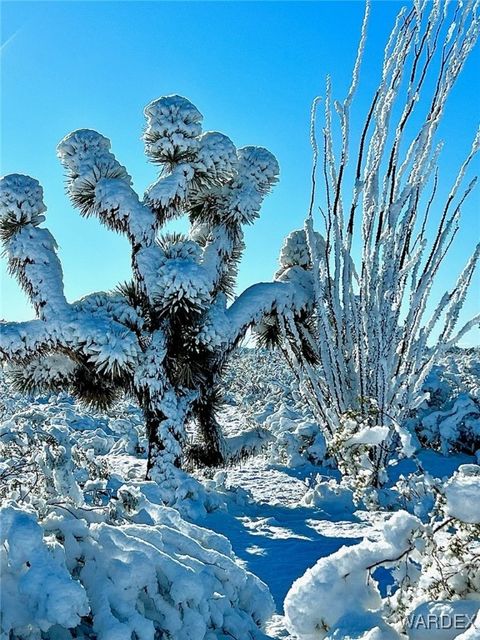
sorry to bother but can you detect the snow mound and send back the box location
[406,600,480,640]
[284,511,421,639]
[0,506,89,634]
[445,464,480,523]
[1,496,274,640]
[325,612,400,639]
[301,477,357,515]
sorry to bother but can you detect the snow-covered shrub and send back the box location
[0,369,143,500]
[382,470,436,522]
[0,372,274,639]
[284,464,480,640]
[301,476,356,515]
[0,506,90,635]
[444,463,480,523]
[222,349,328,466]
[0,496,274,640]
[262,402,327,467]
[285,510,419,639]
[222,349,294,415]
[0,95,315,478]
[264,1,480,488]
[0,372,233,519]
[418,393,480,456]
[412,349,480,455]
[322,410,420,500]
[224,346,480,478]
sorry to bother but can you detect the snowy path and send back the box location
[198,461,385,613]
[194,447,472,638]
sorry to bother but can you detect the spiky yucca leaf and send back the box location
[255,314,282,350]
[115,280,143,307]
[157,232,190,253]
[67,164,127,219]
[0,213,34,243]
[71,364,122,411]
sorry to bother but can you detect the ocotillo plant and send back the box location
[263,0,480,488]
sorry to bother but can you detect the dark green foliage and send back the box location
[0,212,34,243]
[70,364,122,411]
[256,314,282,350]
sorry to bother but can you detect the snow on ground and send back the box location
[194,451,473,634]
[198,459,375,610]
[1,347,479,639]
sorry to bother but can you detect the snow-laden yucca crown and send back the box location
[236,146,279,194]
[195,132,237,185]
[56,129,130,181]
[56,129,132,218]
[279,229,326,270]
[196,146,280,226]
[143,95,203,163]
[0,174,46,225]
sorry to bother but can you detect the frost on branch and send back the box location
[276,228,326,276]
[270,0,480,490]
[57,129,156,247]
[154,238,211,317]
[0,173,46,224]
[195,131,238,184]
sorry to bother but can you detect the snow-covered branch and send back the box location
[0,174,68,319]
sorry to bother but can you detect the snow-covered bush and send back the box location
[222,349,327,466]
[0,371,235,519]
[222,349,295,416]
[0,95,314,479]
[284,464,480,640]
[224,347,480,472]
[285,510,419,639]
[1,495,274,640]
[264,1,480,488]
[444,463,480,523]
[418,393,480,456]
[301,476,356,515]
[412,349,480,455]
[0,372,274,639]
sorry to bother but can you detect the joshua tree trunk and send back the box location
[187,368,227,467]
[145,410,164,478]
[194,397,227,467]
[143,406,184,479]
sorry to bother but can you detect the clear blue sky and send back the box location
[1,1,479,345]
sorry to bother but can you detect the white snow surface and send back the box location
[283,511,421,639]
[1,348,480,639]
[406,601,480,640]
[445,464,480,523]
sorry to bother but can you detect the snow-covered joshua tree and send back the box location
[0,96,311,478]
[261,0,480,487]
